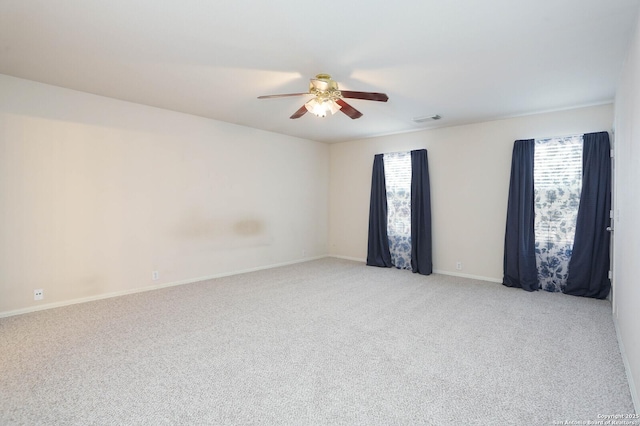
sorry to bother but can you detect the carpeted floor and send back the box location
[0,258,634,425]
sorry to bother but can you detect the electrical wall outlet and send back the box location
[152,271,159,281]
[34,289,44,301]
[456,261,462,271]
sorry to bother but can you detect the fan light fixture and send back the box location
[257,73,388,120]
[305,98,342,117]
[304,74,343,117]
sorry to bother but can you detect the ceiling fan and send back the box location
[258,73,388,120]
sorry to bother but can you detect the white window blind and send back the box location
[534,135,583,249]
[384,152,411,236]
[534,136,583,193]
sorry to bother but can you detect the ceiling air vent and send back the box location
[412,114,441,123]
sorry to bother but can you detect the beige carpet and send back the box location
[0,258,634,425]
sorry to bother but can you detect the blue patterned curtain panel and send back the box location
[533,135,583,292]
[384,151,412,269]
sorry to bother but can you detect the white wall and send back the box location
[0,74,329,315]
[613,10,640,411]
[329,104,613,281]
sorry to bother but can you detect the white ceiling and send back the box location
[1,1,639,143]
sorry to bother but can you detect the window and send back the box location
[503,131,611,297]
[534,135,583,292]
[384,151,412,269]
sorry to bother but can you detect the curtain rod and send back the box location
[529,133,582,141]
[524,129,612,142]
[377,148,427,156]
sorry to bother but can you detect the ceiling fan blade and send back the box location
[258,93,309,99]
[336,99,363,119]
[290,105,308,119]
[340,91,389,102]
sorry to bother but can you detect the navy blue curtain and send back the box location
[565,132,611,299]
[503,140,539,291]
[366,154,392,267]
[410,149,432,275]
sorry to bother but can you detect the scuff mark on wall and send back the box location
[173,209,272,250]
[233,219,264,236]
[176,209,221,239]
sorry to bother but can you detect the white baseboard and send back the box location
[328,256,502,284]
[329,255,366,263]
[614,317,640,413]
[433,269,502,283]
[0,255,327,319]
